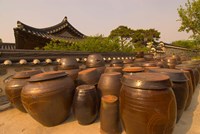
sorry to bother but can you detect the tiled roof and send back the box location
[14,16,85,41]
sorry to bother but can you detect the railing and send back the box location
[0,43,16,50]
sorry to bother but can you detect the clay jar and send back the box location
[21,71,75,127]
[144,53,154,61]
[5,70,42,112]
[122,67,144,75]
[120,73,176,134]
[98,72,122,97]
[110,59,123,67]
[104,67,123,74]
[58,57,79,70]
[149,68,189,122]
[73,85,99,125]
[164,57,178,69]
[183,71,193,110]
[175,65,196,91]
[77,68,100,85]
[86,54,105,68]
[100,95,121,134]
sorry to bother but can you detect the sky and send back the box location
[0,0,191,43]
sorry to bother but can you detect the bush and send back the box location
[43,35,135,53]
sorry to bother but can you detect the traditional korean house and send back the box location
[13,17,85,49]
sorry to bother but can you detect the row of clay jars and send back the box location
[120,73,176,134]
[5,70,43,112]
[148,68,189,123]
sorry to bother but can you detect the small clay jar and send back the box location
[77,68,100,85]
[73,85,99,125]
[164,57,178,69]
[21,71,75,127]
[5,70,42,112]
[98,72,122,97]
[104,67,123,74]
[58,57,79,70]
[100,95,121,134]
[122,67,144,75]
[144,53,154,61]
[86,54,105,68]
[110,59,123,67]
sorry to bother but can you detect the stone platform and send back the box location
[0,84,200,134]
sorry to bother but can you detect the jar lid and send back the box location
[29,71,67,82]
[101,95,118,103]
[141,62,157,67]
[121,73,172,90]
[123,67,144,73]
[13,70,43,79]
[148,68,188,82]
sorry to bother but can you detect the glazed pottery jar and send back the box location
[164,57,178,69]
[73,85,99,125]
[149,68,189,122]
[120,73,176,134]
[5,70,42,112]
[100,95,121,134]
[86,54,105,68]
[98,72,122,97]
[77,68,100,85]
[110,59,123,67]
[21,71,75,127]
[104,67,123,74]
[58,57,79,70]
[182,71,193,110]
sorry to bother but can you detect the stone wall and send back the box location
[157,44,200,59]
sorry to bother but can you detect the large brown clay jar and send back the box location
[149,68,189,122]
[183,71,193,110]
[120,73,176,134]
[21,71,75,127]
[98,72,122,97]
[73,85,99,125]
[5,70,42,112]
[100,95,121,134]
[86,54,105,68]
[175,66,196,92]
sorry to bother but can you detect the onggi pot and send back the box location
[73,85,99,125]
[5,70,42,112]
[21,71,75,127]
[149,68,189,122]
[120,73,176,134]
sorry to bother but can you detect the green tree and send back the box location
[109,26,134,50]
[177,0,200,49]
[172,40,196,49]
[131,29,160,52]
[43,35,134,53]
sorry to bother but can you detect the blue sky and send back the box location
[0,0,190,43]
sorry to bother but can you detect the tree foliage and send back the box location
[43,35,134,53]
[172,40,197,49]
[178,0,200,36]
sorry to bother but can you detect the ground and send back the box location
[0,84,200,134]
